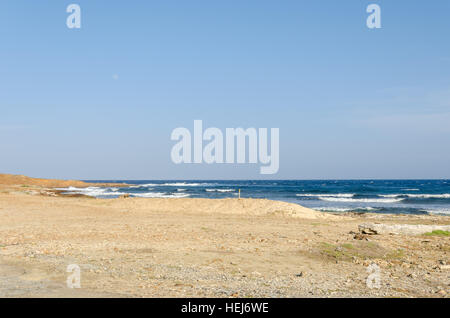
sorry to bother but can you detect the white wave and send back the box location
[57,186,190,198]
[296,193,355,198]
[379,194,403,198]
[131,192,190,198]
[56,186,97,191]
[129,183,158,188]
[406,194,450,199]
[426,208,450,215]
[56,186,100,193]
[127,182,212,188]
[162,182,212,187]
[177,189,186,192]
[318,197,404,203]
[378,193,450,199]
[403,188,419,191]
[57,187,127,197]
[315,207,376,212]
[90,192,128,197]
[205,189,235,193]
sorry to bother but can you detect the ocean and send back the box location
[59,180,450,216]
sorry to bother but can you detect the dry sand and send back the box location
[0,173,125,188]
[0,174,448,298]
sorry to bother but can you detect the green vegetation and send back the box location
[318,241,398,262]
[319,242,357,261]
[424,230,450,237]
[385,249,405,260]
[311,223,330,227]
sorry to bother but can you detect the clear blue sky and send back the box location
[1,1,449,180]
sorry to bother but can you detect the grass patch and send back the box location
[424,230,450,237]
[384,249,405,260]
[317,241,388,262]
[319,242,355,261]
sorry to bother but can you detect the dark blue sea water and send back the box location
[60,180,450,216]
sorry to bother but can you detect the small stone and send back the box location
[359,224,378,235]
[353,233,368,241]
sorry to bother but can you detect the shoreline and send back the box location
[37,177,450,217]
[0,173,129,189]
[0,174,448,297]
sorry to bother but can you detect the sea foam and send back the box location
[318,197,404,203]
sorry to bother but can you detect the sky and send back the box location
[0,0,449,180]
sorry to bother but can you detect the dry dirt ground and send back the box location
[0,178,448,298]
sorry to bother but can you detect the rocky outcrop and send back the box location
[359,223,450,235]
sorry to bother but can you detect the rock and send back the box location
[437,290,447,296]
[119,194,131,199]
[353,233,368,240]
[359,224,379,235]
[358,223,450,235]
[439,265,450,270]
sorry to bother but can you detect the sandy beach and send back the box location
[0,174,448,298]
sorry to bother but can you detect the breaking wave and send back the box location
[380,193,450,199]
[56,187,190,199]
[318,197,404,203]
[296,193,355,198]
[131,192,190,198]
[205,189,235,193]
[315,207,376,212]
